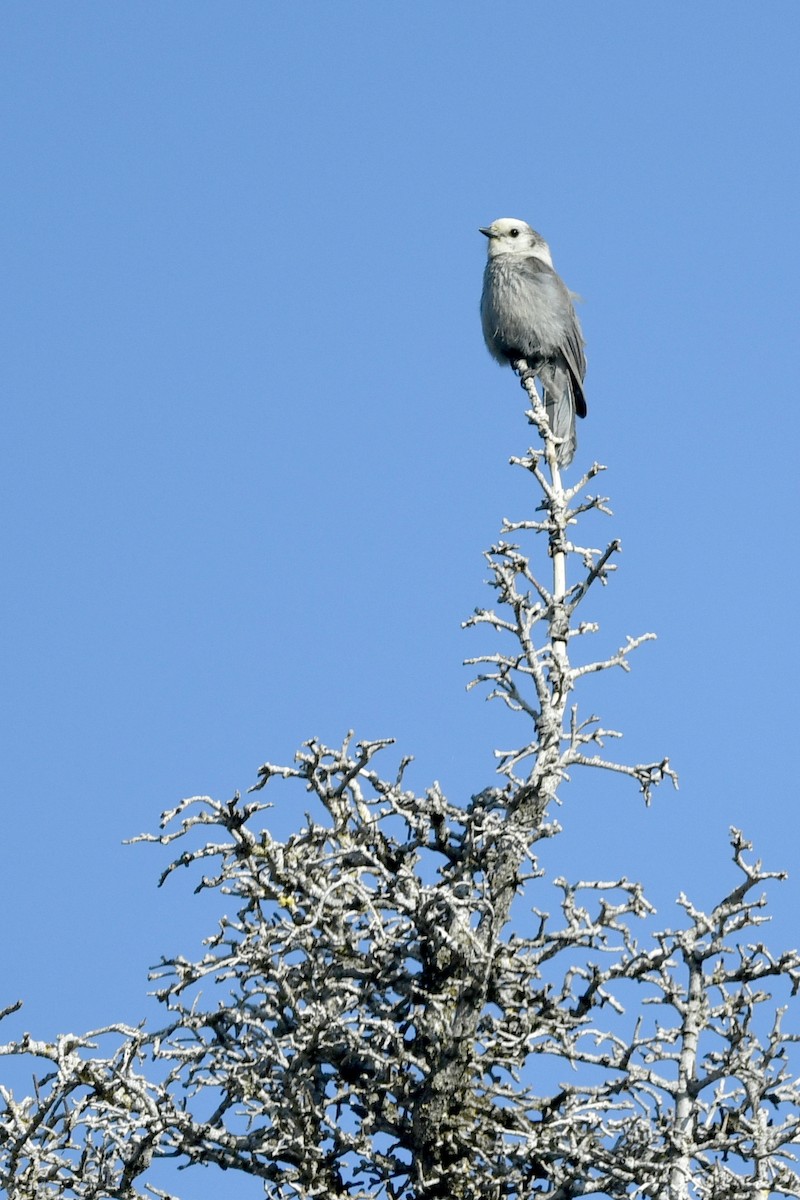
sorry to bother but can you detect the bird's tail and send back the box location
[539,363,578,468]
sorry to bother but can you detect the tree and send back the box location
[2,368,798,1200]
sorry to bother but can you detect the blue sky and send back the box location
[2,2,799,1192]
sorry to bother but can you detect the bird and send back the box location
[480,218,587,467]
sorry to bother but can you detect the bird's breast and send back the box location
[483,257,570,359]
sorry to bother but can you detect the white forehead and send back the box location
[491,217,535,237]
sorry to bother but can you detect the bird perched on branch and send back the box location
[480,218,587,467]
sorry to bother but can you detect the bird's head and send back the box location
[479,218,553,267]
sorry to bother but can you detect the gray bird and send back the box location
[480,218,587,467]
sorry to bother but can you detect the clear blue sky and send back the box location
[2,3,799,1192]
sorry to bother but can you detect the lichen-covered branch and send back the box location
[0,400,795,1200]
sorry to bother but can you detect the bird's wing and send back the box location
[562,328,587,418]
[518,257,588,418]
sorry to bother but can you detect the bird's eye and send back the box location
[510,228,519,238]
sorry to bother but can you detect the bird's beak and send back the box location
[479,226,493,238]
